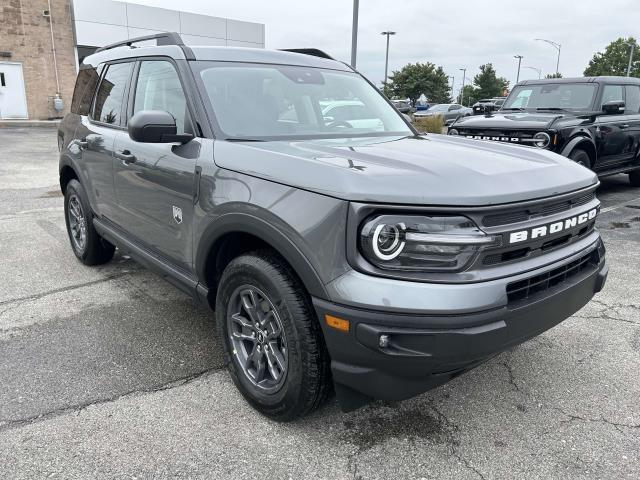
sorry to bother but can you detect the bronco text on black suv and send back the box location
[58,33,608,420]
[450,77,640,185]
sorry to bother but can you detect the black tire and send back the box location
[216,250,331,421]
[569,149,592,169]
[629,170,640,187]
[64,179,115,265]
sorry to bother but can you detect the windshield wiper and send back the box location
[502,107,525,111]
[535,107,567,112]
[224,137,265,142]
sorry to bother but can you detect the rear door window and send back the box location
[624,85,640,113]
[91,62,133,126]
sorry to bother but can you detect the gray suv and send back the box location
[58,33,608,420]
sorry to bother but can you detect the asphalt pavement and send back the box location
[0,127,639,479]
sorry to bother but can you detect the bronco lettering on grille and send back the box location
[508,208,598,244]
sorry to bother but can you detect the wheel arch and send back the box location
[561,136,597,166]
[196,213,329,306]
[59,156,80,194]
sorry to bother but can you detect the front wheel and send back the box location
[216,251,331,421]
[630,169,640,187]
[569,149,592,169]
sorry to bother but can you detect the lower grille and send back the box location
[506,249,600,303]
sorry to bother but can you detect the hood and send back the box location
[453,111,565,130]
[213,135,597,206]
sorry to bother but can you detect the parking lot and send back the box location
[0,126,639,479]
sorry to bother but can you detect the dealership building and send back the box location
[0,0,265,120]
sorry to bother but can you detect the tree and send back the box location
[584,37,639,77]
[545,72,563,78]
[456,64,509,106]
[386,63,452,104]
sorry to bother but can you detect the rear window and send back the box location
[70,67,99,115]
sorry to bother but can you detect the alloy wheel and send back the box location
[67,194,87,252]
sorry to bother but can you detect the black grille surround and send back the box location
[506,246,602,304]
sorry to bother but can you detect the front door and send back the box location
[112,59,200,271]
[0,62,28,119]
[595,84,636,168]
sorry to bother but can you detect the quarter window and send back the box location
[133,61,188,134]
[92,62,132,126]
[71,67,99,116]
[625,85,640,113]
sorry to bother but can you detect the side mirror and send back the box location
[128,110,193,143]
[602,100,625,115]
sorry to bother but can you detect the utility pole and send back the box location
[459,68,467,105]
[514,55,523,83]
[626,42,636,77]
[535,38,561,75]
[350,0,359,68]
[448,75,455,99]
[381,31,396,90]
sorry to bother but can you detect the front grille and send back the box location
[482,192,595,227]
[506,249,600,303]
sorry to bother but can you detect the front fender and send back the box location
[560,135,596,158]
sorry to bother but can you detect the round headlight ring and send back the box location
[448,128,459,136]
[372,223,406,260]
[533,132,551,148]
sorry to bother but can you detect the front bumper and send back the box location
[314,241,607,410]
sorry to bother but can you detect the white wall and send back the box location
[71,0,265,48]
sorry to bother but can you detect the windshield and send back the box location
[503,83,597,111]
[195,62,411,140]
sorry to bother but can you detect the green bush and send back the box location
[413,115,445,134]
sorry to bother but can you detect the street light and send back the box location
[381,31,396,89]
[350,0,359,67]
[448,75,455,98]
[514,55,523,83]
[625,41,636,77]
[459,68,467,105]
[524,66,542,79]
[535,38,561,74]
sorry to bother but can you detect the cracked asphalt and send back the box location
[1,127,639,479]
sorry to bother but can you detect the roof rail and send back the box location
[94,32,195,60]
[280,48,335,61]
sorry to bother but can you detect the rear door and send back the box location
[624,84,640,165]
[111,58,200,271]
[75,61,133,219]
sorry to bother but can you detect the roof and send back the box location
[516,76,640,86]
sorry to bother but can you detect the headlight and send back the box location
[359,215,500,272]
[533,132,551,148]
[448,128,459,135]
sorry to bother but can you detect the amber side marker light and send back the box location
[325,314,350,332]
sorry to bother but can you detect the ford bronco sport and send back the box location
[58,33,608,420]
[450,77,640,185]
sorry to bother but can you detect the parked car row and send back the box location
[472,97,506,115]
[414,103,473,125]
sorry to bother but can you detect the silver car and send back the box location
[414,103,472,125]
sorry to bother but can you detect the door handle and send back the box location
[116,150,137,164]
[620,124,630,129]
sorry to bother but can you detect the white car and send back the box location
[320,100,385,131]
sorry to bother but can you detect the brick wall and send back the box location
[0,0,77,119]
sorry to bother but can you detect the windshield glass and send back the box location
[195,62,411,140]
[503,83,597,111]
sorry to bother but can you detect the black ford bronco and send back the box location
[58,33,608,420]
[450,77,640,185]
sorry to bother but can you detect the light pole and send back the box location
[381,31,396,90]
[350,0,359,68]
[459,68,467,105]
[535,38,561,75]
[448,75,455,99]
[625,41,636,77]
[514,55,523,83]
[524,66,542,79]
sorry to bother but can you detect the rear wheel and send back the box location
[569,149,592,169]
[216,250,331,421]
[630,169,640,187]
[64,179,115,265]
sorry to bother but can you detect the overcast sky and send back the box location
[130,0,638,97]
